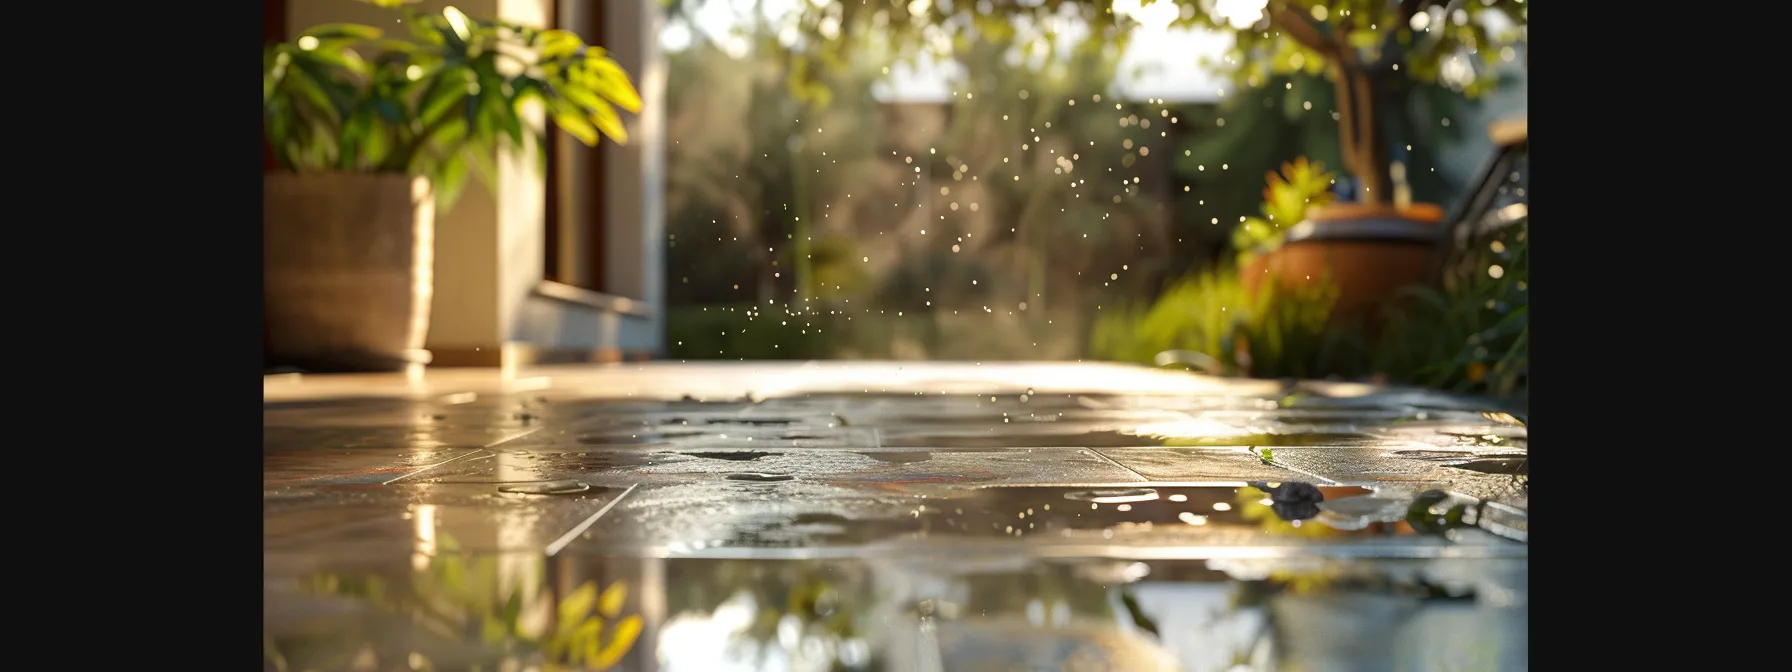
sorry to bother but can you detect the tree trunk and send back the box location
[1330,66,1391,205]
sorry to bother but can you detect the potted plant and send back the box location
[1188,0,1520,324]
[263,0,640,372]
[1233,157,1437,322]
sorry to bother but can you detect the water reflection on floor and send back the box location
[264,363,1526,671]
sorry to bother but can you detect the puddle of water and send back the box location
[497,480,591,495]
[639,484,1413,548]
[575,429,694,444]
[265,371,1527,669]
[856,451,934,464]
[686,450,779,461]
[1157,432,1383,447]
[880,429,1181,448]
[727,472,797,482]
[1062,487,1162,504]
[268,554,1525,672]
[547,451,668,470]
[1445,457,1527,476]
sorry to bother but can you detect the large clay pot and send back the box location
[264,173,435,372]
[1242,203,1443,323]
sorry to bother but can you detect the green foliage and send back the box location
[1090,267,1364,379]
[284,534,642,671]
[667,304,845,360]
[1094,216,1528,399]
[766,1,1524,203]
[1230,157,1335,266]
[808,237,874,300]
[769,1,1525,108]
[262,0,641,210]
[1376,217,1528,397]
[1216,1,1526,98]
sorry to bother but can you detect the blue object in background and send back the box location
[1330,176,1357,202]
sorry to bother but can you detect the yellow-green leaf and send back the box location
[301,23,384,41]
[558,83,604,114]
[482,613,507,643]
[590,100,628,145]
[586,57,642,113]
[567,618,601,663]
[559,581,598,623]
[443,6,473,41]
[554,108,600,146]
[598,581,628,619]
[539,29,582,60]
[589,615,643,670]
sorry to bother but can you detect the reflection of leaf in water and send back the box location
[561,581,598,624]
[668,561,873,668]
[502,589,523,633]
[483,612,509,643]
[548,578,640,670]
[590,615,643,669]
[1267,567,1337,596]
[292,531,641,672]
[599,581,629,618]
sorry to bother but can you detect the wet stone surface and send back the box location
[264,363,1527,671]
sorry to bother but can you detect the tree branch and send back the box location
[1267,4,1341,61]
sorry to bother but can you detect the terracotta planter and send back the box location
[1242,203,1442,323]
[264,173,435,372]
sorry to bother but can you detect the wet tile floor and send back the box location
[264,362,1527,672]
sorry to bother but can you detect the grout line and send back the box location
[1084,448,1150,482]
[382,448,488,485]
[1247,447,1341,485]
[546,483,639,557]
[382,428,541,485]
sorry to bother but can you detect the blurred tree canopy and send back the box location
[672,0,1526,206]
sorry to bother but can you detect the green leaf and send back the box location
[501,589,524,631]
[374,38,421,53]
[442,6,474,42]
[419,74,469,124]
[538,29,583,60]
[301,23,384,41]
[362,120,392,166]
[586,55,643,113]
[550,100,600,146]
[279,67,342,125]
[588,99,628,144]
[406,16,447,45]
[433,150,471,211]
[557,82,605,114]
